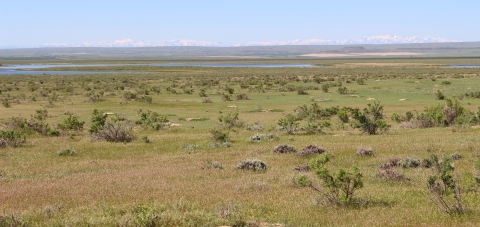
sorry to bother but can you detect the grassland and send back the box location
[2,58,480,226]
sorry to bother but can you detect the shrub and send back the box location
[273,144,296,154]
[94,119,134,142]
[377,169,409,182]
[218,110,241,129]
[277,114,300,134]
[309,154,363,204]
[202,97,213,103]
[450,152,462,160]
[222,94,232,101]
[135,110,169,130]
[295,103,339,121]
[246,133,277,143]
[0,130,26,148]
[198,89,207,97]
[321,84,329,93]
[2,99,10,108]
[293,164,311,172]
[224,86,234,94]
[89,109,107,134]
[421,154,441,170]
[391,113,401,122]
[337,87,348,94]
[141,136,150,143]
[400,157,421,168]
[200,161,223,170]
[297,144,325,156]
[236,93,250,100]
[57,147,76,156]
[350,101,390,135]
[297,87,308,95]
[135,95,153,104]
[304,120,331,134]
[237,159,267,171]
[209,141,231,148]
[380,158,401,170]
[58,115,85,131]
[294,175,312,187]
[244,122,264,131]
[337,108,349,123]
[435,90,445,100]
[210,129,229,142]
[427,157,464,215]
[356,146,374,156]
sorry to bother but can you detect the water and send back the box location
[449,64,480,68]
[147,63,314,67]
[0,63,314,75]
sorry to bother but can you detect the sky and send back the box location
[1,0,479,47]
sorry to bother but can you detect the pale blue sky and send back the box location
[1,0,479,47]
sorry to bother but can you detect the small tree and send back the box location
[350,101,389,135]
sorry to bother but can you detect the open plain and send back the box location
[2,47,480,226]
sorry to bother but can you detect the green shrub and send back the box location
[141,136,150,143]
[321,84,329,93]
[294,175,312,187]
[58,115,85,131]
[337,87,348,94]
[210,129,229,142]
[0,130,26,148]
[89,109,107,134]
[198,88,207,97]
[337,108,349,123]
[218,110,241,129]
[350,101,390,135]
[297,87,308,95]
[135,95,153,104]
[435,90,445,100]
[309,154,363,204]
[277,114,300,134]
[135,110,169,130]
[427,156,464,215]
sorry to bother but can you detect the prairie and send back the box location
[1,58,480,226]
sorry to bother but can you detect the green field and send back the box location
[2,58,480,226]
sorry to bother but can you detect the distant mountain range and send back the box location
[39,35,457,48]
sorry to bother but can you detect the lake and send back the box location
[0,63,315,75]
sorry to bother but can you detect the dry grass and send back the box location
[1,59,480,225]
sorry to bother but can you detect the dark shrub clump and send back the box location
[297,144,325,156]
[273,144,297,154]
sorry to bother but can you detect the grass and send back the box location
[1,58,480,226]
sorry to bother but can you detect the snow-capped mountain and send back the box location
[42,35,457,48]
